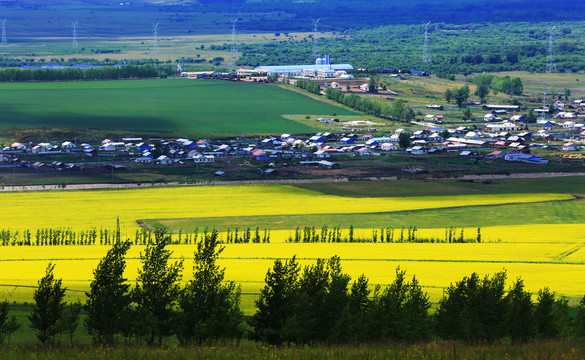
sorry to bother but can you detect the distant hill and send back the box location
[0,0,584,37]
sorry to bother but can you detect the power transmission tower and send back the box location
[540,81,547,121]
[152,22,159,53]
[312,18,320,60]
[422,21,431,65]
[546,26,557,73]
[71,21,78,48]
[1,19,6,44]
[230,18,238,60]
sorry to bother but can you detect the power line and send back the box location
[546,26,557,73]
[71,21,78,48]
[152,22,159,53]
[312,18,320,60]
[422,21,431,65]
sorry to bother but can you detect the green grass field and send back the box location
[487,71,585,96]
[0,79,355,136]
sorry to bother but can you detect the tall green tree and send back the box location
[281,256,351,344]
[59,301,82,345]
[504,278,534,342]
[250,257,300,345]
[368,76,378,93]
[368,267,430,341]
[178,229,243,345]
[346,274,371,342]
[564,88,571,100]
[368,268,409,340]
[85,239,132,344]
[475,83,489,102]
[29,263,67,344]
[444,89,453,103]
[404,275,431,341]
[454,85,471,108]
[398,131,411,149]
[0,301,20,345]
[132,228,184,345]
[525,110,537,123]
[552,296,572,338]
[535,287,556,338]
[390,99,415,121]
[574,295,585,337]
[435,271,507,342]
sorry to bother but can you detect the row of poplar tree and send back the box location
[0,65,175,83]
[2,227,585,346]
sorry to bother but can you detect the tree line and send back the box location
[324,87,415,121]
[295,79,321,95]
[0,65,176,83]
[0,226,272,246]
[5,234,585,346]
[0,225,489,247]
[287,225,485,243]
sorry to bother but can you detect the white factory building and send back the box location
[255,55,354,76]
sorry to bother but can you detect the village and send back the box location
[1,104,584,177]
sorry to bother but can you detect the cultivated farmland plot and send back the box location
[0,178,584,313]
[0,79,355,136]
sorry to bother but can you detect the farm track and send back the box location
[1,171,585,193]
[554,242,585,261]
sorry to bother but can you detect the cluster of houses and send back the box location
[2,116,584,170]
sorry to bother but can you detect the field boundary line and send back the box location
[2,256,585,266]
[215,257,585,266]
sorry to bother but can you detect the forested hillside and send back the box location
[0,0,584,36]
[235,22,585,74]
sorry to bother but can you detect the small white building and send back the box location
[156,155,172,165]
[562,142,579,151]
[464,131,482,140]
[317,69,335,78]
[484,114,498,122]
[314,150,331,158]
[410,146,428,155]
[561,121,576,129]
[380,143,398,151]
[193,155,215,163]
[486,122,518,132]
[356,147,373,156]
[61,141,75,149]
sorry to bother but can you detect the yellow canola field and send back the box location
[1,242,585,313]
[230,224,585,245]
[0,184,573,233]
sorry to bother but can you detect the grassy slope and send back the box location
[487,71,585,96]
[145,177,585,231]
[294,177,585,198]
[0,79,355,135]
[148,198,585,231]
